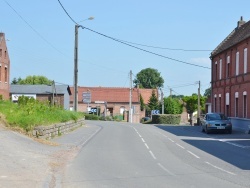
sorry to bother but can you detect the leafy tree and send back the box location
[11,75,52,85]
[133,68,164,89]
[164,97,182,114]
[172,94,184,100]
[139,94,145,111]
[147,90,159,111]
[204,87,211,97]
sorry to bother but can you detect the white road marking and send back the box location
[187,150,200,159]
[144,143,149,149]
[176,143,185,149]
[80,126,102,147]
[141,138,145,143]
[205,162,236,175]
[158,163,175,176]
[138,134,142,138]
[0,176,7,178]
[149,150,157,159]
[168,138,175,143]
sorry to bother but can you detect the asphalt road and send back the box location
[1,121,250,188]
[57,121,250,188]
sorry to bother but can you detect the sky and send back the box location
[1,0,250,97]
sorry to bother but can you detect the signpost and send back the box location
[82,92,91,103]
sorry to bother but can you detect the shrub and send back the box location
[152,114,181,125]
[83,113,99,120]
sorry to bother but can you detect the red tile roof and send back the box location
[70,86,157,104]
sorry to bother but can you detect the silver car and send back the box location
[201,113,232,134]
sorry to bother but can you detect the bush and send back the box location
[152,114,181,125]
[83,113,99,120]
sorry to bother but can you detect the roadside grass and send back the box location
[0,99,84,133]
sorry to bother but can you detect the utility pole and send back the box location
[129,70,132,123]
[160,88,164,114]
[197,80,201,125]
[170,88,172,98]
[52,80,55,106]
[73,25,79,111]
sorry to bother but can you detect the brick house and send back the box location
[10,85,72,110]
[70,86,157,123]
[210,17,250,130]
[0,33,10,99]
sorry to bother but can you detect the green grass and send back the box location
[0,99,84,132]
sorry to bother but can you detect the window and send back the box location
[120,106,125,114]
[0,64,1,82]
[219,94,221,112]
[225,93,230,116]
[4,51,7,58]
[0,49,2,57]
[214,94,217,112]
[219,59,222,79]
[215,61,217,80]
[227,56,230,77]
[4,66,7,82]
[243,91,247,118]
[235,92,239,117]
[236,52,239,75]
[244,48,247,74]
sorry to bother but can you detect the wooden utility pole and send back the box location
[129,70,132,123]
[197,81,201,125]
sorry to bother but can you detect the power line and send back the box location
[57,0,211,70]
[4,0,66,56]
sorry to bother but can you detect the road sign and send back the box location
[151,110,160,115]
[82,92,91,103]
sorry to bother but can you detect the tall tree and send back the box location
[147,90,159,111]
[133,68,164,89]
[204,87,211,97]
[11,75,52,85]
[164,97,182,114]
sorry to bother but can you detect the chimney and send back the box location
[237,16,246,28]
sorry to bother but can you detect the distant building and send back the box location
[210,17,250,130]
[0,33,10,99]
[10,85,72,110]
[70,86,157,123]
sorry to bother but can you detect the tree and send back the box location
[139,94,145,111]
[164,97,182,114]
[147,90,159,111]
[204,87,211,97]
[11,75,52,85]
[133,68,164,89]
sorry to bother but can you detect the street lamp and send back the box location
[73,17,94,111]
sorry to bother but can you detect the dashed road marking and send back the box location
[187,150,200,159]
[144,143,149,149]
[149,150,157,159]
[158,163,175,176]
[205,162,236,175]
[176,143,185,149]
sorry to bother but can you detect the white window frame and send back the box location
[219,59,222,79]
[236,52,239,75]
[244,48,247,74]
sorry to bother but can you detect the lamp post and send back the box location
[73,17,94,111]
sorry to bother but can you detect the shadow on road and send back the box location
[155,125,250,170]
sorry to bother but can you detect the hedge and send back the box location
[152,114,181,125]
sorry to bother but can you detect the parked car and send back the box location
[200,113,232,134]
[141,117,151,123]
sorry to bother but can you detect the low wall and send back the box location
[32,118,85,139]
[230,117,250,134]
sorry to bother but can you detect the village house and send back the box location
[0,33,10,100]
[70,86,157,123]
[10,84,72,110]
[210,16,250,129]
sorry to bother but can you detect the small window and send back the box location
[243,91,247,118]
[244,48,247,74]
[4,66,7,82]
[0,49,2,57]
[219,59,222,80]
[227,56,230,77]
[236,51,239,75]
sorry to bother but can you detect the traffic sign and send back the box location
[151,110,160,115]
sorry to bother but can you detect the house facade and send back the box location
[0,33,10,100]
[210,17,250,130]
[10,85,72,110]
[70,86,157,123]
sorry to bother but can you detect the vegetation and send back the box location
[152,114,181,124]
[147,90,159,111]
[163,97,182,114]
[204,87,211,97]
[11,75,52,85]
[133,68,164,88]
[0,97,83,132]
